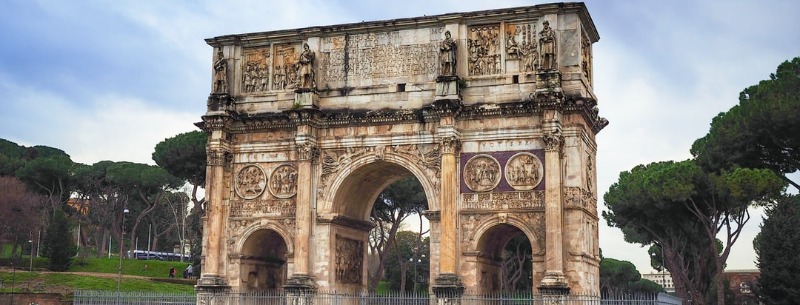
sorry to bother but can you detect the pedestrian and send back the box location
[186,264,194,278]
[169,266,176,278]
[182,268,188,279]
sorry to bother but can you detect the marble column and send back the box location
[539,113,569,293]
[286,123,318,291]
[198,125,231,288]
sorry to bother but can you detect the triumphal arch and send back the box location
[197,2,607,297]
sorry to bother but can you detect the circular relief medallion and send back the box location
[505,152,544,190]
[464,154,502,192]
[269,164,298,198]
[235,165,267,199]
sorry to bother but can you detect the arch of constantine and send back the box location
[197,2,607,298]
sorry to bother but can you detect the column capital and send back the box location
[296,142,319,163]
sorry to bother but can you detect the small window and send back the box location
[512,75,519,84]
[397,83,406,92]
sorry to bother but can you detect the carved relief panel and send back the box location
[467,24,501,76]
[504,22,539,73]
[505,152,543,191]
[581,32,592,84]
[461,191,544,210]
[242,47,271,93]
[269,164,298,198]
[463,154,501,192]
[335,236,363,284]
[235,164,267,199]
[273,44,299,90]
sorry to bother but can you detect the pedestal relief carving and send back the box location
[464,155,501,192]
[586,155,594,195]
[468,25,501,76]
[235,165,267,199]
[461,191,544,210]
[242,47,271,93]
[505,152,544,191]
[269,164,298,198]
[335,236,363,284]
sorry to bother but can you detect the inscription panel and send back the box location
[319,28,442,85]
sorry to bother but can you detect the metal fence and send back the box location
[74,290,682,305]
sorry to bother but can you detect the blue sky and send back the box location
[1,0,798,273]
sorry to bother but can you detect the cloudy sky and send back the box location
[1,0,798,273]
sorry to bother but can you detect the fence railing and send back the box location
[74,290,681,305]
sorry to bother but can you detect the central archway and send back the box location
[319,156,436,292]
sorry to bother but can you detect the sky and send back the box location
[1,0,798,274]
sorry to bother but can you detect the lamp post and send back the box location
[117,208,129,292]
[28,239,33,271]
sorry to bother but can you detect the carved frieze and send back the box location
[460,214,484,249]
[467,25,501,76]
[229,199,296,217]
[319,29,441,84]
[564,187,595,213]
[505,22,539,72]
[335,236,363,284]
[235,165,267,199]
[505,152,543,191]
[269,164,298,198]
[461,191,544,210]
[242,47,271,93]
[463,154,501,192]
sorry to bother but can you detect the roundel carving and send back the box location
[464,154,501,192]
[505,152,544,190]
[235,165,267,199]
[269,164,298,198]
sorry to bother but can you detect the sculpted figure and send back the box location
[539,20,556,71]
[297,43,315,89]
[213,49,228,93]
[439,31,457,76]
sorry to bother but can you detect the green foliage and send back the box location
[0,138,25,159]
[755,195,800,305]
[384,231,429,292]
[152,131,207,187]
[599,258,641,296]
[42,209,77,271]
[630,278,666,294]
[692,57,800,188]
[15,153,76,202]
[372,176,428,222]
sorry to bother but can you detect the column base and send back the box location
[538,271,570,295]
[284,274,317,293]
[432,273,465,300]
[196,276,230,305]
[435,75,461,100]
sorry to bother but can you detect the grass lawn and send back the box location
[71,256,192,278]
[0,270,195,293]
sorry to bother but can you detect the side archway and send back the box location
[236,228,291,291]
[473,221,538,294]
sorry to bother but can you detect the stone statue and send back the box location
[213,49,228,94]
[297,43,315,89]
[539,20,556,71]
[439,31,457,76]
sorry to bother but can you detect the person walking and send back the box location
[169,266,176,278]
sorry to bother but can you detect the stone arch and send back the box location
[236,226,292,292]
[322,152,439,220]
[467,215,541,254]
[236,222,295,256]
[473,221,538,293]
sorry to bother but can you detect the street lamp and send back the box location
[117,208,129,292]
[28,239,33,271]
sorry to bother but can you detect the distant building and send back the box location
[723,269,758,305]
[642,271,674,293]
[643,269,760,305]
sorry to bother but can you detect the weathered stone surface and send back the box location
[199,2,605,296]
